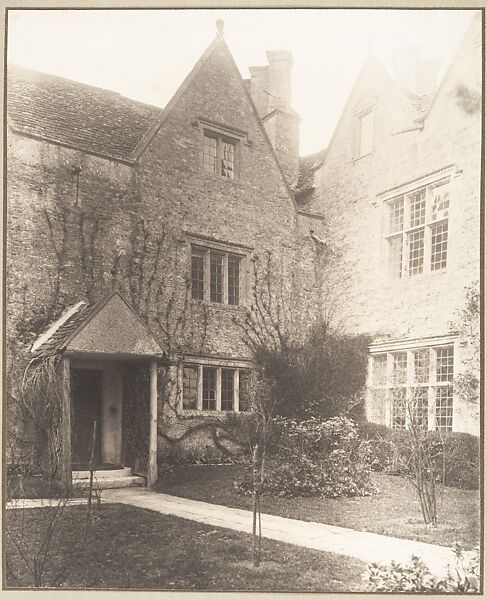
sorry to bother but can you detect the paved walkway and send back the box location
[101,488,463,577]
[6,498,88,510]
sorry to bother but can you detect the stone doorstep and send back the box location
[72,467,133,480]
[72,475,146,490]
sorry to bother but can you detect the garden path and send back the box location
[101,487,465,577]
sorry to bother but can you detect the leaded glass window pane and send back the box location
[221,141,235,178]
[414,350,430,384]
[203,135,217,174]
[210,253,223,303]
[392,352,407,384]
[435,386,453,431]
[432,183,449,222]
[202,367,216,410]
[227,255,240,305]
[409,189,426,228]
[389,197,404,234]
[191,251,204,300]
[183,366,198,410]
[436,347,454,382]
[431,222,448,271]
[391,388,407,430]
[407,229,424,275]
[221,368,235,411]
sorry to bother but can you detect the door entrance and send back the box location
[71,368,103,466]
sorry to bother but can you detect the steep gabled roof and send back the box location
[32,291,167,359]
[318,52,432,174]
[416,12,481,123]
[7,65,161,162]
[130,33,225,161]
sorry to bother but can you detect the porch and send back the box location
[31,291,168,490]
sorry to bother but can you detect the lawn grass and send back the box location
[5,503,366,591]
[154,464,480,549]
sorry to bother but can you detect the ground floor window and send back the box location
[369,342,455,431]
[182,362,251,412]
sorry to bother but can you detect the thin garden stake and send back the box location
[87,420,97,514]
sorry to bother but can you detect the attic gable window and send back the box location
[354,108,375,159]
[359,110,374,156]
[202,131,237,179]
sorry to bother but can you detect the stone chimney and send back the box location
[248,51,300,188]
[266,50,293,110]
[392,47,440,97]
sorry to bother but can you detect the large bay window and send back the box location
[369,340,455,431]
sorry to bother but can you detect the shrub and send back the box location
[365,545,480,593]
[358,423,480,489]
[430,431,479,490]
[235,416,375,498]
[356,421,390,440]
[254,324,370,420]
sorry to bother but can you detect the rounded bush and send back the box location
[235,416,376,498]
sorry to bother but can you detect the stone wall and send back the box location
[310,18,481,434]
[6,38,326,463]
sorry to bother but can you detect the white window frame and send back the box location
[180,357,252,413]
[358,109,374,158]
[380,168,455,280]
[367,336,457,432]
[353,104,376,160]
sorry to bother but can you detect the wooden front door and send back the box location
[71,369,102,466]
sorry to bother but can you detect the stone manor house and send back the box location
[6,15,481,489]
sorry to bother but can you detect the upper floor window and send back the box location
[384,178,450,279]
[191,244,244,305]
[202,131,238,179]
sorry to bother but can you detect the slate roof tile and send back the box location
[33,302,97,358]
[7,65,162,161]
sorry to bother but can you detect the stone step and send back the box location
[72,475,146,490]
[72,467,133,480]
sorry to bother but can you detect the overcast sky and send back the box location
[7,8,477,155]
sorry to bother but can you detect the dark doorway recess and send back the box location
[71,368,102,466]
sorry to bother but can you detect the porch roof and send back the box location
[31,291,167,360]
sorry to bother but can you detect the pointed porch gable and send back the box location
[64,292,164,358]
[33,291,166,360]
